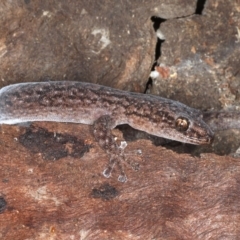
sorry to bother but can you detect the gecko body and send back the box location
[0,81,214,181]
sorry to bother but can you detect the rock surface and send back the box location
[0,0,240,239]
[1,122,240,239]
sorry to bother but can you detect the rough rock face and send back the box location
[154,0,240,110]
[0,0,196,92]
[0,0,240,239]
[1,122,240,239]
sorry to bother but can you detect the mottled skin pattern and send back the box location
[0,81,214,182]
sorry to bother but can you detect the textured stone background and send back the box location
[0,0,240,239]
[0,0,197,91]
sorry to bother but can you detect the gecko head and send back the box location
[150,103,215,145]
[126,96,214,145]
[172,114,214,145]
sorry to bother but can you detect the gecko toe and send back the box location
[103,167,112,178]
[118,174,127,183]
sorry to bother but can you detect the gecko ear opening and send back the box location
[175,117,189,132]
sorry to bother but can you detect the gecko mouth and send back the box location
[166,131,214,145]
[186,133,214,145]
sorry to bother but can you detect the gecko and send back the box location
[0,81,214,182]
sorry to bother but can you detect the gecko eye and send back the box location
[175,117,189,132]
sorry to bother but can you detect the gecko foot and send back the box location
[103,166,127,182]
[103,155,128,182]
[93,115,139,183]
[103,156,139,182]
[101,149,140,182]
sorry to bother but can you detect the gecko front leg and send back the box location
[92,115,139,182]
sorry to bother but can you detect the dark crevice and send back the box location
[195,0,207,14]
[155,38,164,61]
[144,17,166,93]
[151,16,166,60]
[151,16,166,31]
[144,77,152,93]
